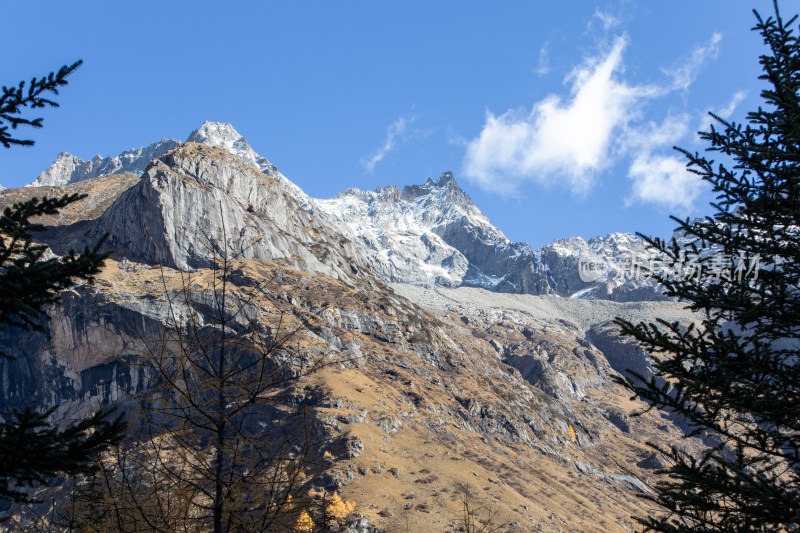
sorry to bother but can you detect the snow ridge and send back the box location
[315,172,550,293]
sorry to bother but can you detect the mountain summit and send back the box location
[186,121,277,175]
[29,121,270,188]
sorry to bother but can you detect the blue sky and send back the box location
[2,1,776,248]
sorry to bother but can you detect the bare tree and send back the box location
[452,483,506,533]
[54,234,340,532]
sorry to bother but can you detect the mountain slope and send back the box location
[0,126,702,531]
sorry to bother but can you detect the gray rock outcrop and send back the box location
[97,143,369,283]
[538,233,667,301]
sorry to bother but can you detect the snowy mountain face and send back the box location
[538,233,665,301]
[25,121,665,301]
[315,174,667,300]
[315,173,552,294]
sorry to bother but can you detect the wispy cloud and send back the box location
[717,90,747,119]
[594,9,621,31]
[664,32,722,91]
[534,43,550,76]
[362,116,414,173]
[462,37,659,196]
[696,90,747,134]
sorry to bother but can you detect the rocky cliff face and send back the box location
[95,143,371,285]
[1,122,700,531]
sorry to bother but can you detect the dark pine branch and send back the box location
[0,60,82,148]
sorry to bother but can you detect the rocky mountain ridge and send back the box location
[29,139,182,188]
[29,121,664,301]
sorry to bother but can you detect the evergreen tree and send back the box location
[0,62,125,504]
[616,3,800,531]
[1,60,82,148]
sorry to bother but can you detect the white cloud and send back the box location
[463,31,724,211]
[645,88,747,210]
[627,154,704,213]
[361,116,413,173]
[624,113,690,153]
[664,32,722,91]
[463,37,659,196]
[624,113,706,212]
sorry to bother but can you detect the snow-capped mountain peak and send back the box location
[315,171,546,292]
[186,121,276,175]
[185,121,312,206]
